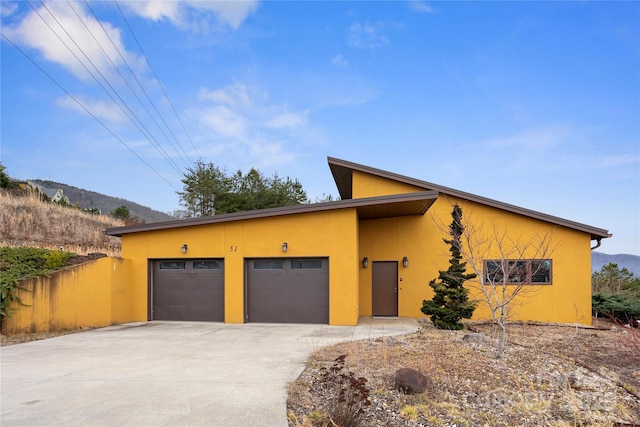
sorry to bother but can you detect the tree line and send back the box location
[176,161,310,218]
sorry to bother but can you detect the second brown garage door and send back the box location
[246,258,329,323]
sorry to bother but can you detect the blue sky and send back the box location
[1,1,638,255]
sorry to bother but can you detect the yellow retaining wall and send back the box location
[1,257,133,335]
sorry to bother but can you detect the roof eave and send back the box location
[105,191,439,237]
[327,156,611,240]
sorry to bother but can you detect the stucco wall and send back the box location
[121,208,360,325]
[1,257,131,335]
[355,172,593,325]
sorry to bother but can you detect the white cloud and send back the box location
[349,22,390,49]
[3,1,143,80]
[553,153,639,171]
[1,2,18,17]
[123,2,180,23]
[198,83,252,107]
[247,138,296,167]
[266,111,308,129]
[592,154,638,168]
[124,1,259,31]
[190,82,317,168]
[57,95,127,123]
[408,1,434,14]
[331,54,348,68]
[196,105,247,139]
[469,126,639,178]
[479,126,573,150]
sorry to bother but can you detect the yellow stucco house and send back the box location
[105,157,610,326]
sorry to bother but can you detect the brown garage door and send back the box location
[152,259,224,321]
[246,258,329,323]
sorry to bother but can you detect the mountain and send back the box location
[592,251,640,277]
[31,180,174,224]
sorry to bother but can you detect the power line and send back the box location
[34,0,184,176]
[81,0,196,169]
[115,0,202,161]
[1,31,179,192]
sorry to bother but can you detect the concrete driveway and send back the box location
[1,318,419,426]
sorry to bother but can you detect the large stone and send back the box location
[394,368,429,394]
[462,332,486,343]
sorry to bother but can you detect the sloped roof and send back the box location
[328,157,611,241]
[105,191,438,237]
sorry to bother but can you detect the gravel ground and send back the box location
[0,329,89,346]
[288,319,640,427]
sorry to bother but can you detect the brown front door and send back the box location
[372,261,398,316]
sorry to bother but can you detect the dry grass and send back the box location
[0,191,123,257]
[0,329,92,346]
[288,321,640,426]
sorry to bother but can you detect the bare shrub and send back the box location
[613,317,640,363]
[310,355,371,427]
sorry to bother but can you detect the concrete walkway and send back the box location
[1,318,419,426]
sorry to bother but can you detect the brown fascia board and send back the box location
[327,156,611,240]
[104,191,438,237]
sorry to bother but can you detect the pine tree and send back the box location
[421,204,477,330]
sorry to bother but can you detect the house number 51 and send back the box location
[229,246,238,252]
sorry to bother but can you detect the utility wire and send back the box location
[37,3,186,179]
[34,0,184,176]
[115,0,202,160]
[69,0,192,170]
[1,31,179,191]
[81,0,195,169]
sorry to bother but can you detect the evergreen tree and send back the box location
[177,161,308,218]
[0,164,18,190]
[421,204,477,329]
[110,205,131,220]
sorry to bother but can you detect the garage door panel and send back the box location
[247,258,329,324]
[152,259,224,322]
[249,305,328,324]
[153,304,222,322]
[248,299,328,324]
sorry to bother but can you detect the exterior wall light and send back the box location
[363,257,369,268]
[181,244,188,254]
[282,242,288,252]
[403,256,409,268]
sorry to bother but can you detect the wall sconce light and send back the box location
[403,256,409,268]
[282,242,288,252]
[181,244,188,254]
[363,257,369,268]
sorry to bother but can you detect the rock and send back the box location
[462,332,486,343]
[88,252,107,259]
[394,368,430,394]
[561,373,581,390]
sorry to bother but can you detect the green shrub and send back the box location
[0,247,74,318]
[592,263,640,326]
[44,250,73,270]
[593,292,640,325]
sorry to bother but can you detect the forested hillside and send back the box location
[32,180,173,223]
[592,251,640,277]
